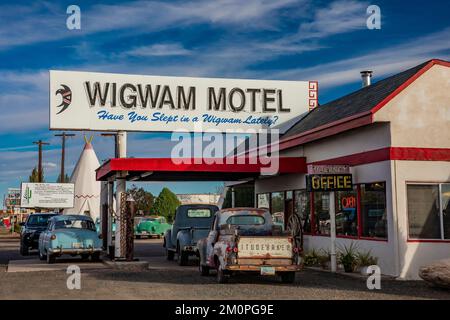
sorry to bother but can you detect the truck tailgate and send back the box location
[237,236,293,259]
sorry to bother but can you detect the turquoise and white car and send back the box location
[38,215,102,264]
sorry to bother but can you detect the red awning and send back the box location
[96,157,306,181]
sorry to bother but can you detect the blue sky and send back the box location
[0,0,449,205]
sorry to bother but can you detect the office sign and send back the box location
[306,174,353,192]
[20,183,75,208]
[50,70,316,133]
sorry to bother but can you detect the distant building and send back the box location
[176,193,220,205]
[4,188,21,214]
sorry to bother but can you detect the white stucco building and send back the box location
[252,59,450,279]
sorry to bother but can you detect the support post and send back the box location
[114,130,127,260]
[100,181,108,250]
[107,181,114,257]
[231,187,235,208]
[329,191,337,273]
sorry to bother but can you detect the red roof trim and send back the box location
[96,156,307,181]
[310,147,450,166]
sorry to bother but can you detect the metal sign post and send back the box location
[329,191,337,273]
[306,164,352,274]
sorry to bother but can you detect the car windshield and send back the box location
[226,215,265,225]
[187,209,212,218]
[54,219,96,231]
[27,215,53,227]
[141,218,155,222]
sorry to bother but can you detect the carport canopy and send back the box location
[96,157,306,182]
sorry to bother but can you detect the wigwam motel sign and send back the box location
[50,70,317,132]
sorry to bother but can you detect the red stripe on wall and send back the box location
[311,147,450,166]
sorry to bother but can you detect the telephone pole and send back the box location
[32,140,50,183]
[54,133,75,183]
[101,133,119,158]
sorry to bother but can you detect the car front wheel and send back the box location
[200,264,210,276]
[166,248,174,261]
[177,249,188,266]
[216,265,228,284]
[19,242,29,256]
[47,253,56,264]
[39,249,47,261]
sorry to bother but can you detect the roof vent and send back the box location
[360,70,373,87]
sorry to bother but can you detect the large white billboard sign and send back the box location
[20,183,75,209]
[50,70,317,132]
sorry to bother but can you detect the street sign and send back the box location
[306,174,353,192]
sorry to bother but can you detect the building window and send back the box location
[407,183,450,240]
[442,184,450,239]
[257,193,270,209]
[335,187,358,237]
[314,192,330,235]
[294,190,311,233]
[360,182,387,238]
[270,192,284,229]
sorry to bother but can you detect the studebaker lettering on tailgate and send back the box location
[198,208,303,284]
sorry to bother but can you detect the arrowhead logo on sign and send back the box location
[55,84,72,114]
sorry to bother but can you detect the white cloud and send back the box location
[0,0,301,51]
[122,43,192,57]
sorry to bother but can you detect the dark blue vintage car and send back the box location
[163,204,218,266]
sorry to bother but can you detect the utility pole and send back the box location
[101,133,119,158]
[32,140,50,183]
[54,133,75,183]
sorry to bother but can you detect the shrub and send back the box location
[338,242,358,273]
[356,250,378,267]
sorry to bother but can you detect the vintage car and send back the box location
[164,204,218,266]
[198,208,303,283]
[38,215,102,264]
[19,213,58,255]
[135,216,172,239]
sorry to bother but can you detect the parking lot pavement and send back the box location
[1,237,449,300]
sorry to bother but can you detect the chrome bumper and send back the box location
[48,247,102,255]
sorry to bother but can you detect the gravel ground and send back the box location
[0,237,449,300]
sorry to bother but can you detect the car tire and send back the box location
[280,272,296,283]
[19,242,29,256]
[39,250,47,261]
[216,265,228,284]
[135,235,141,239]
[91,252,101,262]
[81,254,90,261]
[177,250,188,266]
[47,253,56,264]
[166,248,175,261]
[200,264,210,276]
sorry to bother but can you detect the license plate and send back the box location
[260,266,275,275]
[72,242,82,249]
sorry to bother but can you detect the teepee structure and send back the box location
[64,136,101,221]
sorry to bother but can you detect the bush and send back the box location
[338,242,358,273]
[303,249,320,267]
[356,250,378,267]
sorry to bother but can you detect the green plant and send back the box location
[303,248,320,267]
[317,248,331,268]
[356,250,378,267]
[338,242,358,273]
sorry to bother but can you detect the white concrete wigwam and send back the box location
[64,136,100,221]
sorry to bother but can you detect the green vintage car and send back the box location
[135,216,172,239]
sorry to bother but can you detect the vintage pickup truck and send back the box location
[198,208,303,283]
[164,204,218,266]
